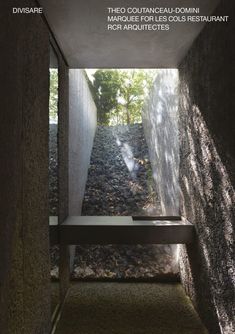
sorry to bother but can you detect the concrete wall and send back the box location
[58,53,69,225]
[0,1,51,333]
[142,70,179,215]
[69,70,97,215]
[178,1,235,333]
[50,40,71,300]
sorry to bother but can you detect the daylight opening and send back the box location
[49,68,181,280]
[83,69,179,217]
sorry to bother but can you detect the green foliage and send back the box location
[93,70,122,125]
[91,69,157,125]
[49,69,58,122]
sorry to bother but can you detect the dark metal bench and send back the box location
[50,216,194,245]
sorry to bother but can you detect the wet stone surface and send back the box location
[74,124,179,280]
[49,124,58,216]
[49,124,179,280]
[49,124,59,279]
[82,124,160,216]
[73,244,179,280]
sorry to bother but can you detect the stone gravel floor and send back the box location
[50,124,180,280]
[73,125,179,280]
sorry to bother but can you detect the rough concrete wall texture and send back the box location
[0,1,51,333]
[178,1,235,333]
[69,69,97,215]
[50,40,72,302]
[142,69,179,215]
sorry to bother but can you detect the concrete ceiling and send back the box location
[39,0,220,68]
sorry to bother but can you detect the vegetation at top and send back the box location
[88,69,157,125]
[49,68,157,125]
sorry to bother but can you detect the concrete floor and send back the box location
[55,283,207,334]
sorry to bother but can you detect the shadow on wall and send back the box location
[142,69,179,215]
[179,81,235,334]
